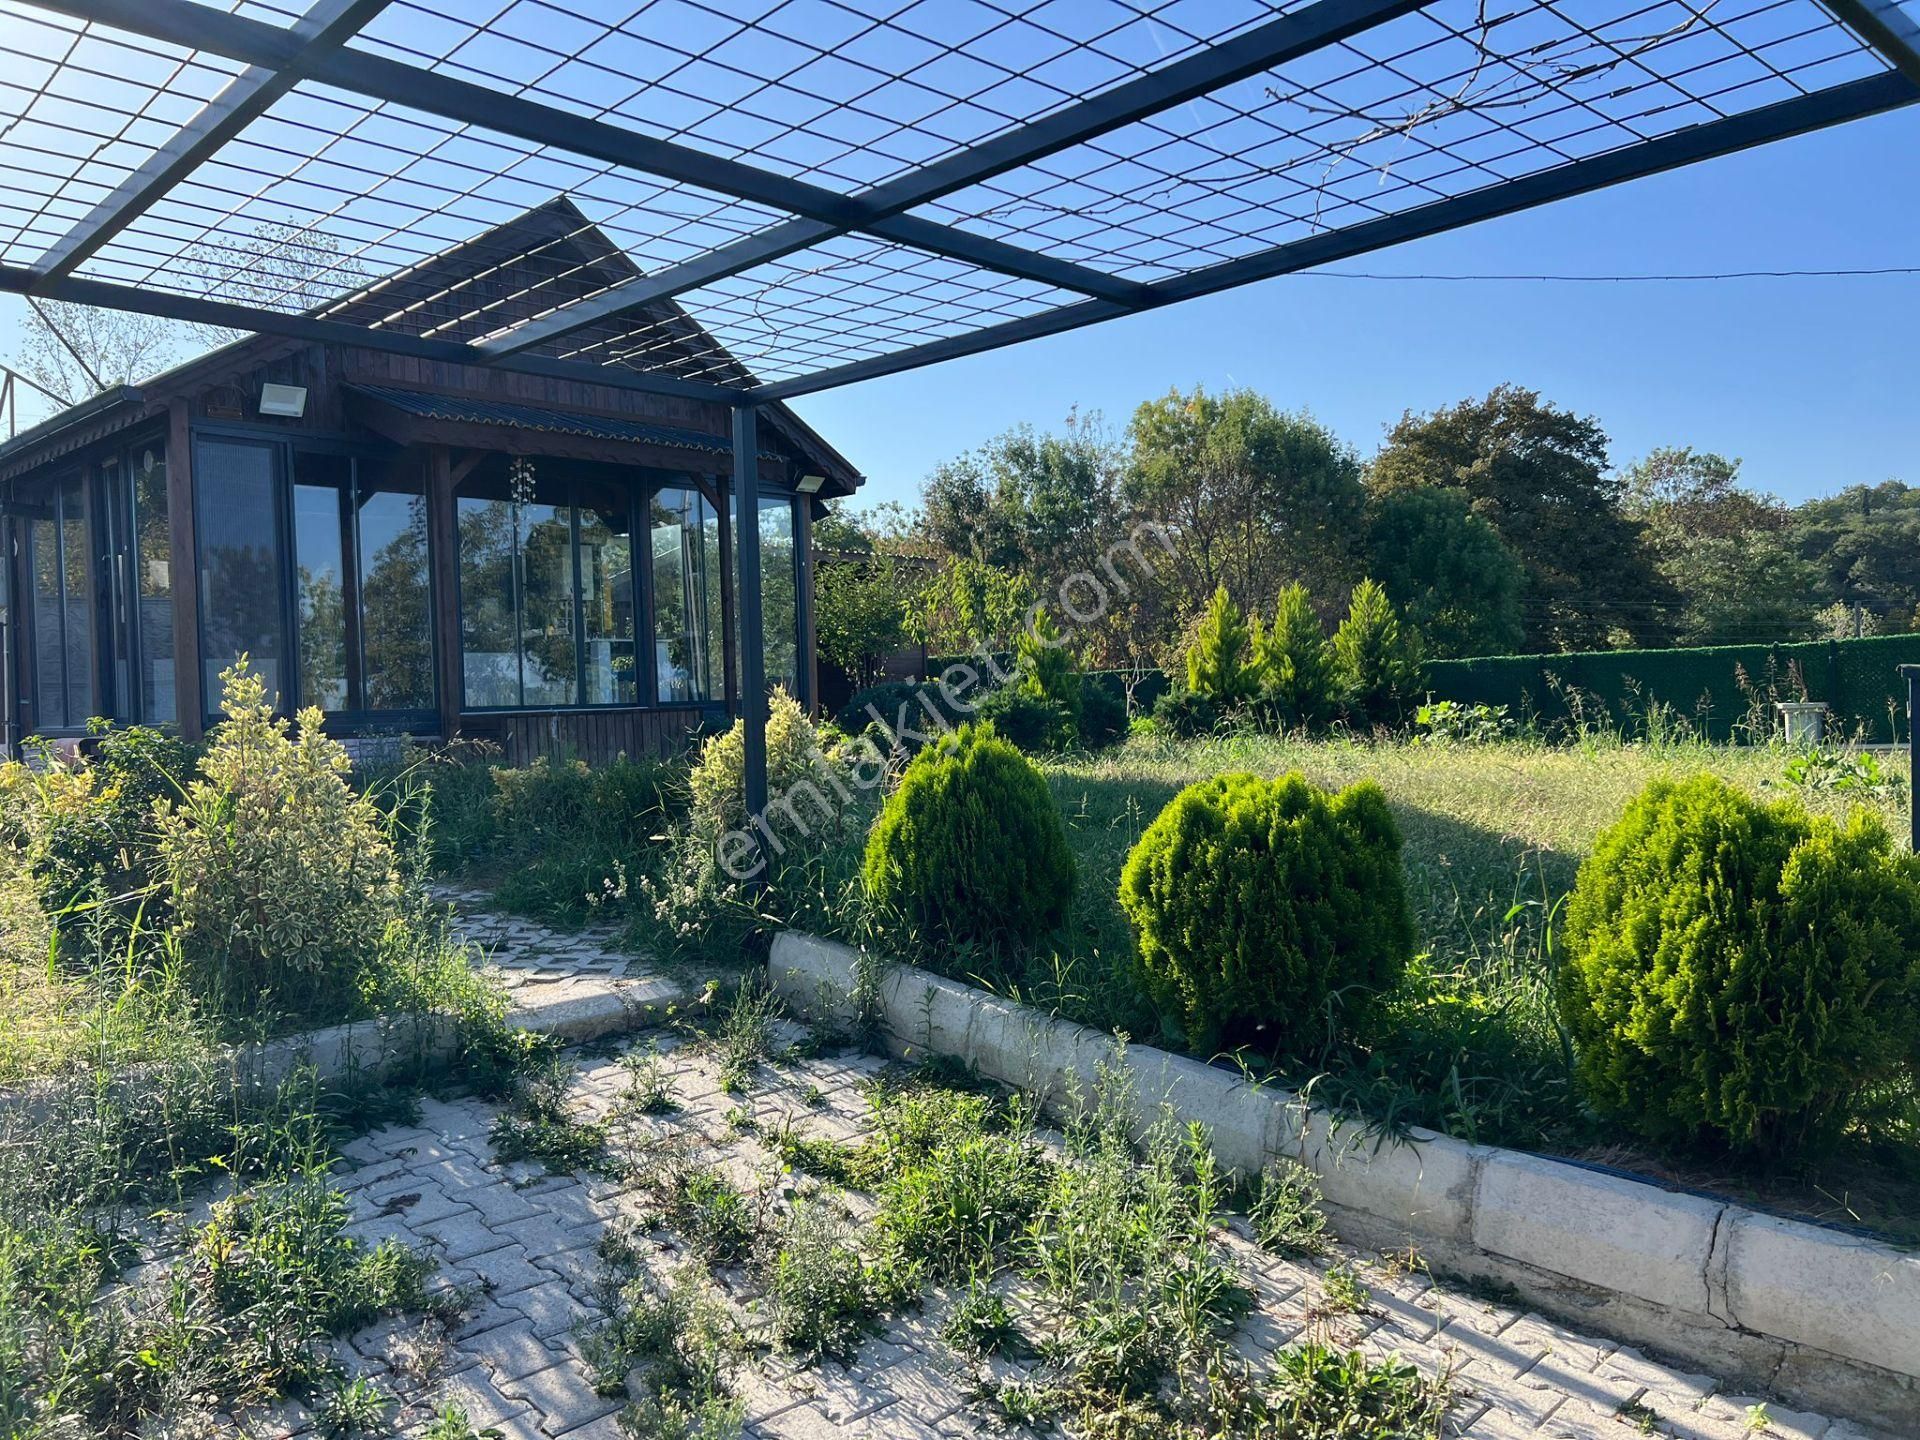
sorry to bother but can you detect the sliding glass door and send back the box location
[27,477,93,731]
[195,435,434,724]
[456,460,637,709]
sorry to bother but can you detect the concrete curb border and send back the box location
[769,929,1920,1433]
[1,974,684,1124]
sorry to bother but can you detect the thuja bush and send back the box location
[158,662,401,1018]
[1184,585,1261,709]
[1119,772,1413,1056]
[863,722,1075,951]
[1559,774,1920,1157]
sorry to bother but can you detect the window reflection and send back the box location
[356,481,433,711]
[457,459,639,710]
[29,478,95,730]
[578,486,637,706]
[133,449,175,723]
[293,468,349,712]
[759,493,800,698]
[650,485,721,704]
[197,438,287,710]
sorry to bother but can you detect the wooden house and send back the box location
[0,200,863,762]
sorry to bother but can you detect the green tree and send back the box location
[1365,488,1524,657]
[1332,579,1422,725]
[919,412,1125,580]
[1369,385,1675,649]
[1015,605,1081,726]
[1257,582,1338,728]
[1790,480,1920,632]
[906,557,1034,655]
[1185,585,1260,708]
[814,552,912,690]
[1623,448,1818,645]
[1126,388,1365,653]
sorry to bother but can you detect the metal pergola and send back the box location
[2,0,1916,819]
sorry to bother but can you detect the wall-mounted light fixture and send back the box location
[258,383,308,418]
[795,473,826,494]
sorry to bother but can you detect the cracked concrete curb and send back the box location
[770,929,1920,1434]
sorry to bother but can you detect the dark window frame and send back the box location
[191,428,437,730]
[453,463,660,715]
[22,472,90,734]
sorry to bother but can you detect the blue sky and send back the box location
[787,100,1920,513]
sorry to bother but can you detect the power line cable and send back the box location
[1305,265,1920,282]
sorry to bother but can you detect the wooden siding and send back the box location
[455,707,715,768]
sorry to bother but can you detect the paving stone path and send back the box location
[253,899,1878,1439]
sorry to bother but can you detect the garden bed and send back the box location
[769,929,1920,1433]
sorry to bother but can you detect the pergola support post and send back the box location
[733,406,768,865]
[1903,665,1920,851]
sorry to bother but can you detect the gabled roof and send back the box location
[318,198,755,390]
[1,199,863,489]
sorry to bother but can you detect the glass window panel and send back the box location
[292,466,349,712]
[357,468,433,712]
[651,485,721,704]
[196,439,286,712]
[459,493,520,708]
[577,484,636,706]
[758,493,800,699]
[30,515,65,728]
[101,459,132,720]
[58,477,92,727]
[133,447,175,724]
[518,502,576,708]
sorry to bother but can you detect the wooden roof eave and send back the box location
[346,392,791,484]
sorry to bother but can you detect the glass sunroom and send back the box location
[0,203,862,762]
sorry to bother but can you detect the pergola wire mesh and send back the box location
[0,0,1914,400]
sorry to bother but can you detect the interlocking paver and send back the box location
[340,895,1888,1439]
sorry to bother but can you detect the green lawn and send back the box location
[1015,732,1916,1240]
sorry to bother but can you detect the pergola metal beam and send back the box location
[26,0,1151,305]
[1820,0,1920,87]
[31,0,393,285]
[481,0,1429,357]
[0,265,753,405]
[757,69,1920,399]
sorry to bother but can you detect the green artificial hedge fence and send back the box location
[1425,634,1920,743]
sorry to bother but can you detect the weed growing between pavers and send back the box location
[488,1045,622,1179]
[765,1201,882,1360]
[0,1059,481,1437]
[1248,1160,1330,1259]
[589,1034,1454,1440]
[580,1229,746,1439]
[615,1042,681,1117]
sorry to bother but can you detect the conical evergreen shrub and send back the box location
[1119,771,1413,1056]
[1184,586,1260,708]
[1332,579,1422,724]
[1560,774,1920,1156]
[863,722,1076,951]
[1257,582,1337,729]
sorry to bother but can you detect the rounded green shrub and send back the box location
[975,685,1072,753]
[1119,772,1413,1056]
[862,722,1075,949]
[1559,774,1920,1156]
